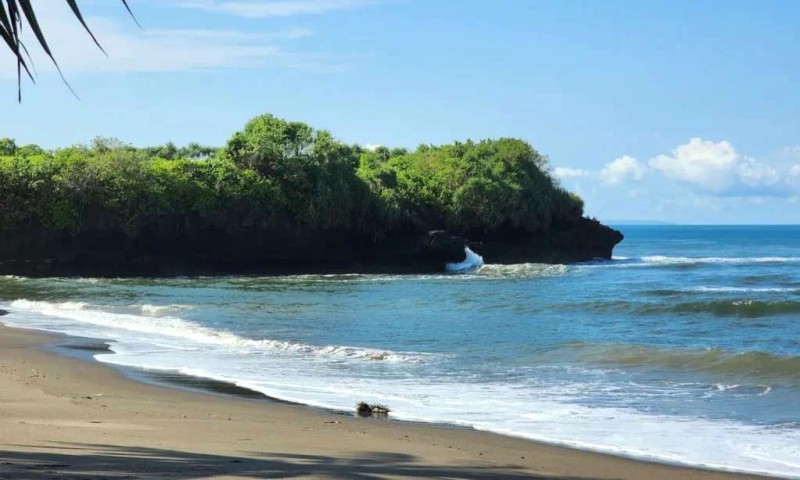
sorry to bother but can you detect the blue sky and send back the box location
[2,0,799,224]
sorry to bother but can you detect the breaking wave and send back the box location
[446,247,485,272]
[5,300,431,363]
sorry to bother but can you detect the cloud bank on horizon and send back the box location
[554,139,800,223]
[556,138,799,198]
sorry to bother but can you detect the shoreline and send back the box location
[0,322,775,479]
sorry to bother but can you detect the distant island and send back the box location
[0,114,622,276]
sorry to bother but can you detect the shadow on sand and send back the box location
[0,442,583,479]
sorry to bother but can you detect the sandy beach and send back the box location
[0,323,774,480]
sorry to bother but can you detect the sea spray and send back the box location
[445,247,484,272]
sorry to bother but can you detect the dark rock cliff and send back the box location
[468,217,624,264]
[0,216,622,277]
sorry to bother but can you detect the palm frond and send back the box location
[2,0,137,101]
[121,0,141,29]
[65,0,108,55]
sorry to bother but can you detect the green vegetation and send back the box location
[0,114,584,238]
[357,138,583,234]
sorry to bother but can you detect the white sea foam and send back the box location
[476,263,568,279]
[582,256,800,270]
[691,286,798,293]
[235,259,563,283]
[714,383,741,391]
[446,247,484,272]
[139,304,193,316]
[642,256,800,265]
[5,300,430,363]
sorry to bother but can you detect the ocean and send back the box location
[2,225,799,478]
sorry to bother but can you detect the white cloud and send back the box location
[600,155,646,185]
[785,164,800,188]
[782,146,800,159]
[558,140,798,199]
[648,138,738,191]
[364,143,382,151]
[553,167,590,179]
[737,157,779,187]
[173,0,376,17]
[0,4,341,77]
[648,138,782,194]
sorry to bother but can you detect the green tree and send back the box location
[224,115,376,230]
[179,143,218,160]
[225,114,315,175]
[90,136,129,153]
[0,138,17,155]
[357,137,582,234]
[16,143,45,157]
[143,142,179,160]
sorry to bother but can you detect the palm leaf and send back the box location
[8,1,24,102]
[65,0,107,55]
[17,37,37,76]
[16,0,55,58]
[121,0,141,29]
[0,22,30,75]
[15,0,79,99]
[3,0,138,101]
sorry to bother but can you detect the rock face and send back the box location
[0,217,622,277]
[469,217,624,264]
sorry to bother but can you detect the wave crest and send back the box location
[648,299,800,318]
[584,256,800,270]
[567,342,800,386]
[6,300,431,363]
[446,247,485,272]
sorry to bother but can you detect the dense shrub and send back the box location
[357,138,583,234]
[0,116,584,237]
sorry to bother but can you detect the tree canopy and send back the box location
[0,115,584,239]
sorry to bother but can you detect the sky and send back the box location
[1,0,799,224]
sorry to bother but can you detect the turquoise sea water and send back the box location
[2,225,800,477]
